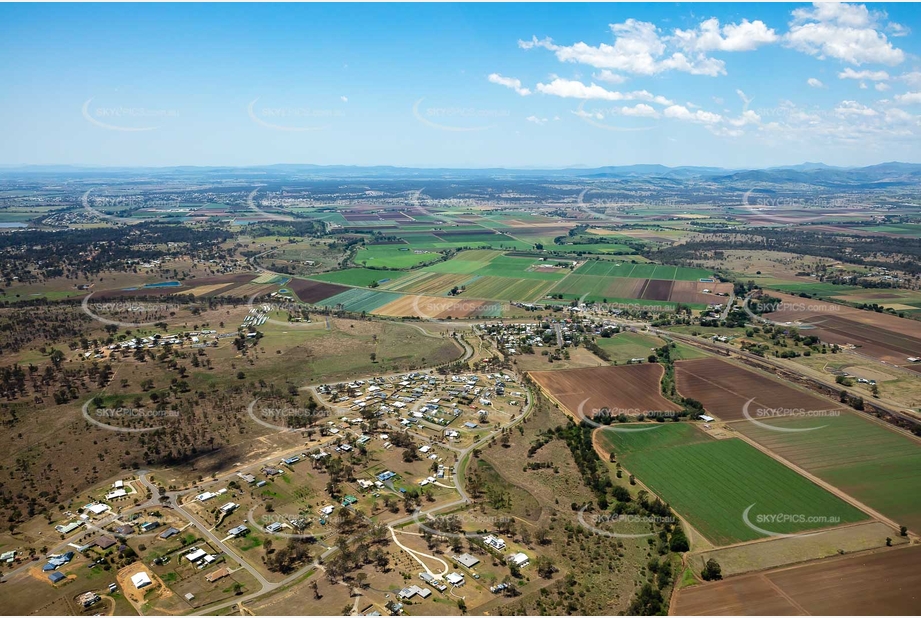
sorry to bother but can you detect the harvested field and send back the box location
[673,545,921,615]
[383,271,472,295]
[764,291,921,366]
[641,279,673,301]
[675,358,840,421]
[287,278,350,303]
[529,364,680,419]
[373,294,502,318]
[461,276,556,302]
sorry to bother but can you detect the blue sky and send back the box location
[1,2,920,169]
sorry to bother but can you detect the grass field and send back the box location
[309,267,407,287]
[315,288,403,313]
[734,412,921,534]
[423,252,569,280]
[354,245,442,268]
[461,276,557,302]
[598,424,867,545]
[595,332,664,363]
[576,260,715,281]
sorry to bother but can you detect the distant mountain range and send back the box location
[2,162,920,188]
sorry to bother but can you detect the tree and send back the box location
[669,526,689,553]
[701,558,722,581]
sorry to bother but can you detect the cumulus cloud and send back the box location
[534,78,673,105]
[340,96,348,103]
[899,72,921,88]
[593,69,627,84]
[838,68,890,80]
[619,103,660,118]
[875,82,890,92]
[835,100,878,116]
[672,18,779,52]
[487,73,532,96]
[519,19,726,77]
[807,77,826,88]
[526,115,548,125]
[663,104,722,124]
[894,91,921,105]
[785,2,905,66]
[571,109,604,120]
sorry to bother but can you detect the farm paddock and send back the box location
[672,545,921,615]
[529,364,680,420]
[674,357,841,421]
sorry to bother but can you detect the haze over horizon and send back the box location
[2,2,921,168]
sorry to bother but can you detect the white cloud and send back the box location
[519,20,726,77]
[672,18,779,53]
[807,77,825,88]
[535,78,673,105]
[835,100,878,116]
[838,68,889,80]
[340,96,348,103]
[875,82,890,92]
[619,103,660,118]
[592,69,627,84]
[785,2,905,66]
[884,108,914,123]
[729,109,762,127]
[859,82,868,90]
[487,73,532,96]
[898,72,921,88]
[526,115,548,125]
[663,104,722,124]
[895,91,921,105]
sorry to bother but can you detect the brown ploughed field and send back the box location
[673,545,921,615]
[674,357,840,421]
[529,364,680,419]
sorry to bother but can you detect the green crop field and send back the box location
[599,424,867,545]
[354,245,442,268]
[309,268,407,287]
[576,260,715,281]
[315,288,402,313]
[550,243,636,254]
[734,412,921,534]
[461,276,556,302]
[763,282,862,296]
[596,332,665,363]
[426,253,568,281]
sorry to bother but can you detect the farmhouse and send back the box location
[483,534,506,551]
[185,548,207,563]
[446,572,465,587]
[508,552,530,568]
[454,553,480,569]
